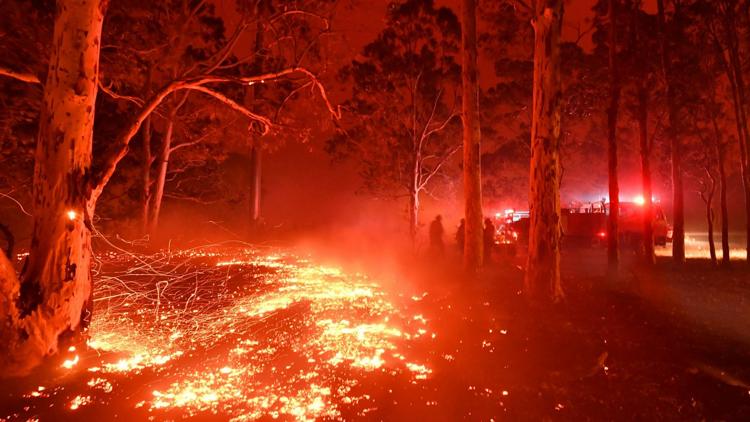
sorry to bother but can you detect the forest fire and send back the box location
[2,0,750,419]
[8,246,431,420]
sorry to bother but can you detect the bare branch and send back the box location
[98,79,145,106]
[186,86,272,131]
[296,68,342,120]
[0,66,41,84]
[418,90,443,150]
[424,112,460,140]
[91,67,340,199]
[169,117,238,153]
[186,19,250,76]
[164,192,222,205]
[275,81,313,120]
[0,191,32,217]
[419,143,461,190]
[269,10,331,30]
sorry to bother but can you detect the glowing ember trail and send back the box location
[5,245,431,420]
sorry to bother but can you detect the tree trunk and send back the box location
[248,144,262,227]
[461,0,483,272]
[0,223,14,259]
[637,84,655,264]
[657,0,685,263]
[0,0,105,375]
[148,110,176,235]
[668,96,685,264]
[246,11,265,234]
[525,0,564,302]
[709,105,730,265]
[725,60,750,262]
[701,167,717,266]
[409,189,419,243]
[141,115,152,232]
[726,22,750,261]
[717,144,730,265]
[140,66,154,233]
[706,193,717,265]
[607,0,621,270]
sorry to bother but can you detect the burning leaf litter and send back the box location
[14,246,432,421]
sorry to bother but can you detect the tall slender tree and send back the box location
[712,0,750,262]
[525,0,564,301]
[462,0,483,271]
[631,0,656,264]
[245,12,265,232]
[657,0,685,263]
[607,0,621,270]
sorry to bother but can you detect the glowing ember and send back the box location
[69,395,91,410]
[61,355,79,369]
[28,245,432,420]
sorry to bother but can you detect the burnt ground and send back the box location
[361,248,750,421]
[0,245,749,421]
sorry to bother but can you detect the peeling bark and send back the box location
[525,0,564,302]
[1,0,106,376]
[462,0,483,272]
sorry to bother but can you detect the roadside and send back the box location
[393,247,750,420]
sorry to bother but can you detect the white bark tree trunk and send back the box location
[409,189,419,243]
[148,111,176,235]
[0,0,105,375]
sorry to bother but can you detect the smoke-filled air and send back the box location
[1,0,749,420]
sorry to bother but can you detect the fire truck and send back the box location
[494,198,671,253]
[493,210,528,256]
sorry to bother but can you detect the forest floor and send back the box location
[0,242,749,421]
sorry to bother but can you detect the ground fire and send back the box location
[1,0,749,420]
